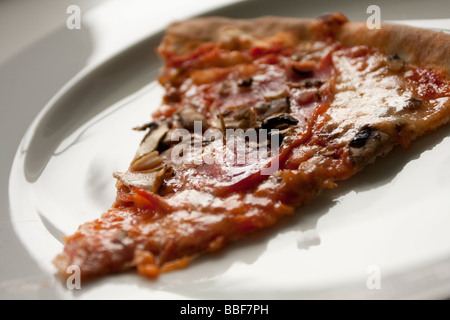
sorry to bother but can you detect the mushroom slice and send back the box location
[178,107,208,131]
[133,121,157,132]
[290,60,317,77]
[254,97,290,121]
[113,165,168,193]
[130,151,163,171]
[403,97,422,111]
[134,123,169,160]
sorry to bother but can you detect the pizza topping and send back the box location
[305,79,324,88]
[314,12,349,37]
[133,121,157,132]
[348,126,372,148]
[403,97,422,111]
[386,53,404,72]
[130,151,163,171]
[55,15,450,280]
[290,61,316,78]
[132,249,159,279]
[287,79,325,90]
[218,106,258,129]
[348,125,394,170]
[113,165,168,193]
[217,26,254,51]
[263,88,290,101]
[134,123,169,160]
[237,77,253,87]
[254,96,291,120]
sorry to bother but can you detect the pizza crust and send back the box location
[161,16,450,76]
[159,16,315,55]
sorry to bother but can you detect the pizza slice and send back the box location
[54,14,450,279]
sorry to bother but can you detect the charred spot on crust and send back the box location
[349,126,372,148]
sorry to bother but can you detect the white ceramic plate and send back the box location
[6,0,450,299]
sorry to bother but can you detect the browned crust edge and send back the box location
[161,16,450,76]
